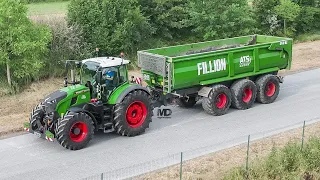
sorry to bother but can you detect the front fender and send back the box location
[67,106,98,130]
[108,83,150,104]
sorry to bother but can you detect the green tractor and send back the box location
[24,54,153,150]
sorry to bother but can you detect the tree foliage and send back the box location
[274,0,301,36]
[275,0,301,22]
[187,0,256,40]
[252,0,281,34]
[67,0,152,56]
[296,6,320,33]
[138,0,191,41]
[0,0,51,90]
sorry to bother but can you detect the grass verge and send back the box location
[294,31,320,43]
[224,136,320,179]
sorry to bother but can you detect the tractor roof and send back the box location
[82,57,130,68]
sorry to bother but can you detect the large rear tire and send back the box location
[113,90,153,137]
[202,84,232,116]
[255,74,280,104]
[55,112,94,150]
[230,79,257,110]
[176,96,197,108]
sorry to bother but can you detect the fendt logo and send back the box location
[157,108,172,119]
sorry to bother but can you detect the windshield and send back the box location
[81,61,100,84]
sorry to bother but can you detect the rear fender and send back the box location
[111,85,150,104]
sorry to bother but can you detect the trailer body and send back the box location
[138,35,292,96]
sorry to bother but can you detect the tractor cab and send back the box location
[80,56,130,101]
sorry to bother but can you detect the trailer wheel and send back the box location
[55,112,94,150]
[176,96,197,108]
[113,90,153,137]
[230,79,257,110]
[202,84,232,116]
[255,74,280,104]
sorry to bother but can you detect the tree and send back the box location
[274,0,301,36]
[296,6,320,33]
[0,0,51,89]
[187,0,256,40]
[67,0,153,56]
[252,0,281,35]
[138,0,191,42]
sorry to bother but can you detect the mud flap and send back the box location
[198,86,212,97]
[23,122,55,142]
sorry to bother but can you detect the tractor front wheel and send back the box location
[55,112,94,150]
[113,90,153,137]
[30,103,45,132]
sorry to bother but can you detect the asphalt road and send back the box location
[1,68,320,180]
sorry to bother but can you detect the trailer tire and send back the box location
[55,111,94,150]
[176,96,197,108]
[202,84,232,116]
[113,90,153,137]
[230,79,257,110]
[255,74,280,104]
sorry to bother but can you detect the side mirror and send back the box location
[64,77,68,87]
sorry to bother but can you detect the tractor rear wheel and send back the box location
[202,84,232,116]
[55,112,94,150]
[230,79,257,110]
[30,103,45,132]
[176,96,197,108]
[255,74,280,104]
[113,90,153,137]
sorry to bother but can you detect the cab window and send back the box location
[118,65,128,83]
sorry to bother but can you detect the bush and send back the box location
[138,0,192,42]
[296,6,320,33]
[32,17,94,78]
[187,0,257,40]
[67,0,153,57]
[252,0,281,35]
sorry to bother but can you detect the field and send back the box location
[27,1,69,16]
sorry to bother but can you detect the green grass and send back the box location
[223,137,320,180]
[294,31,320,43]
[27,1,70,16]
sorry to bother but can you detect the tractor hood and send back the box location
[43,90,68,113]
[43,85,89,114]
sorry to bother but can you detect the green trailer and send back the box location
[138,34,293,115]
